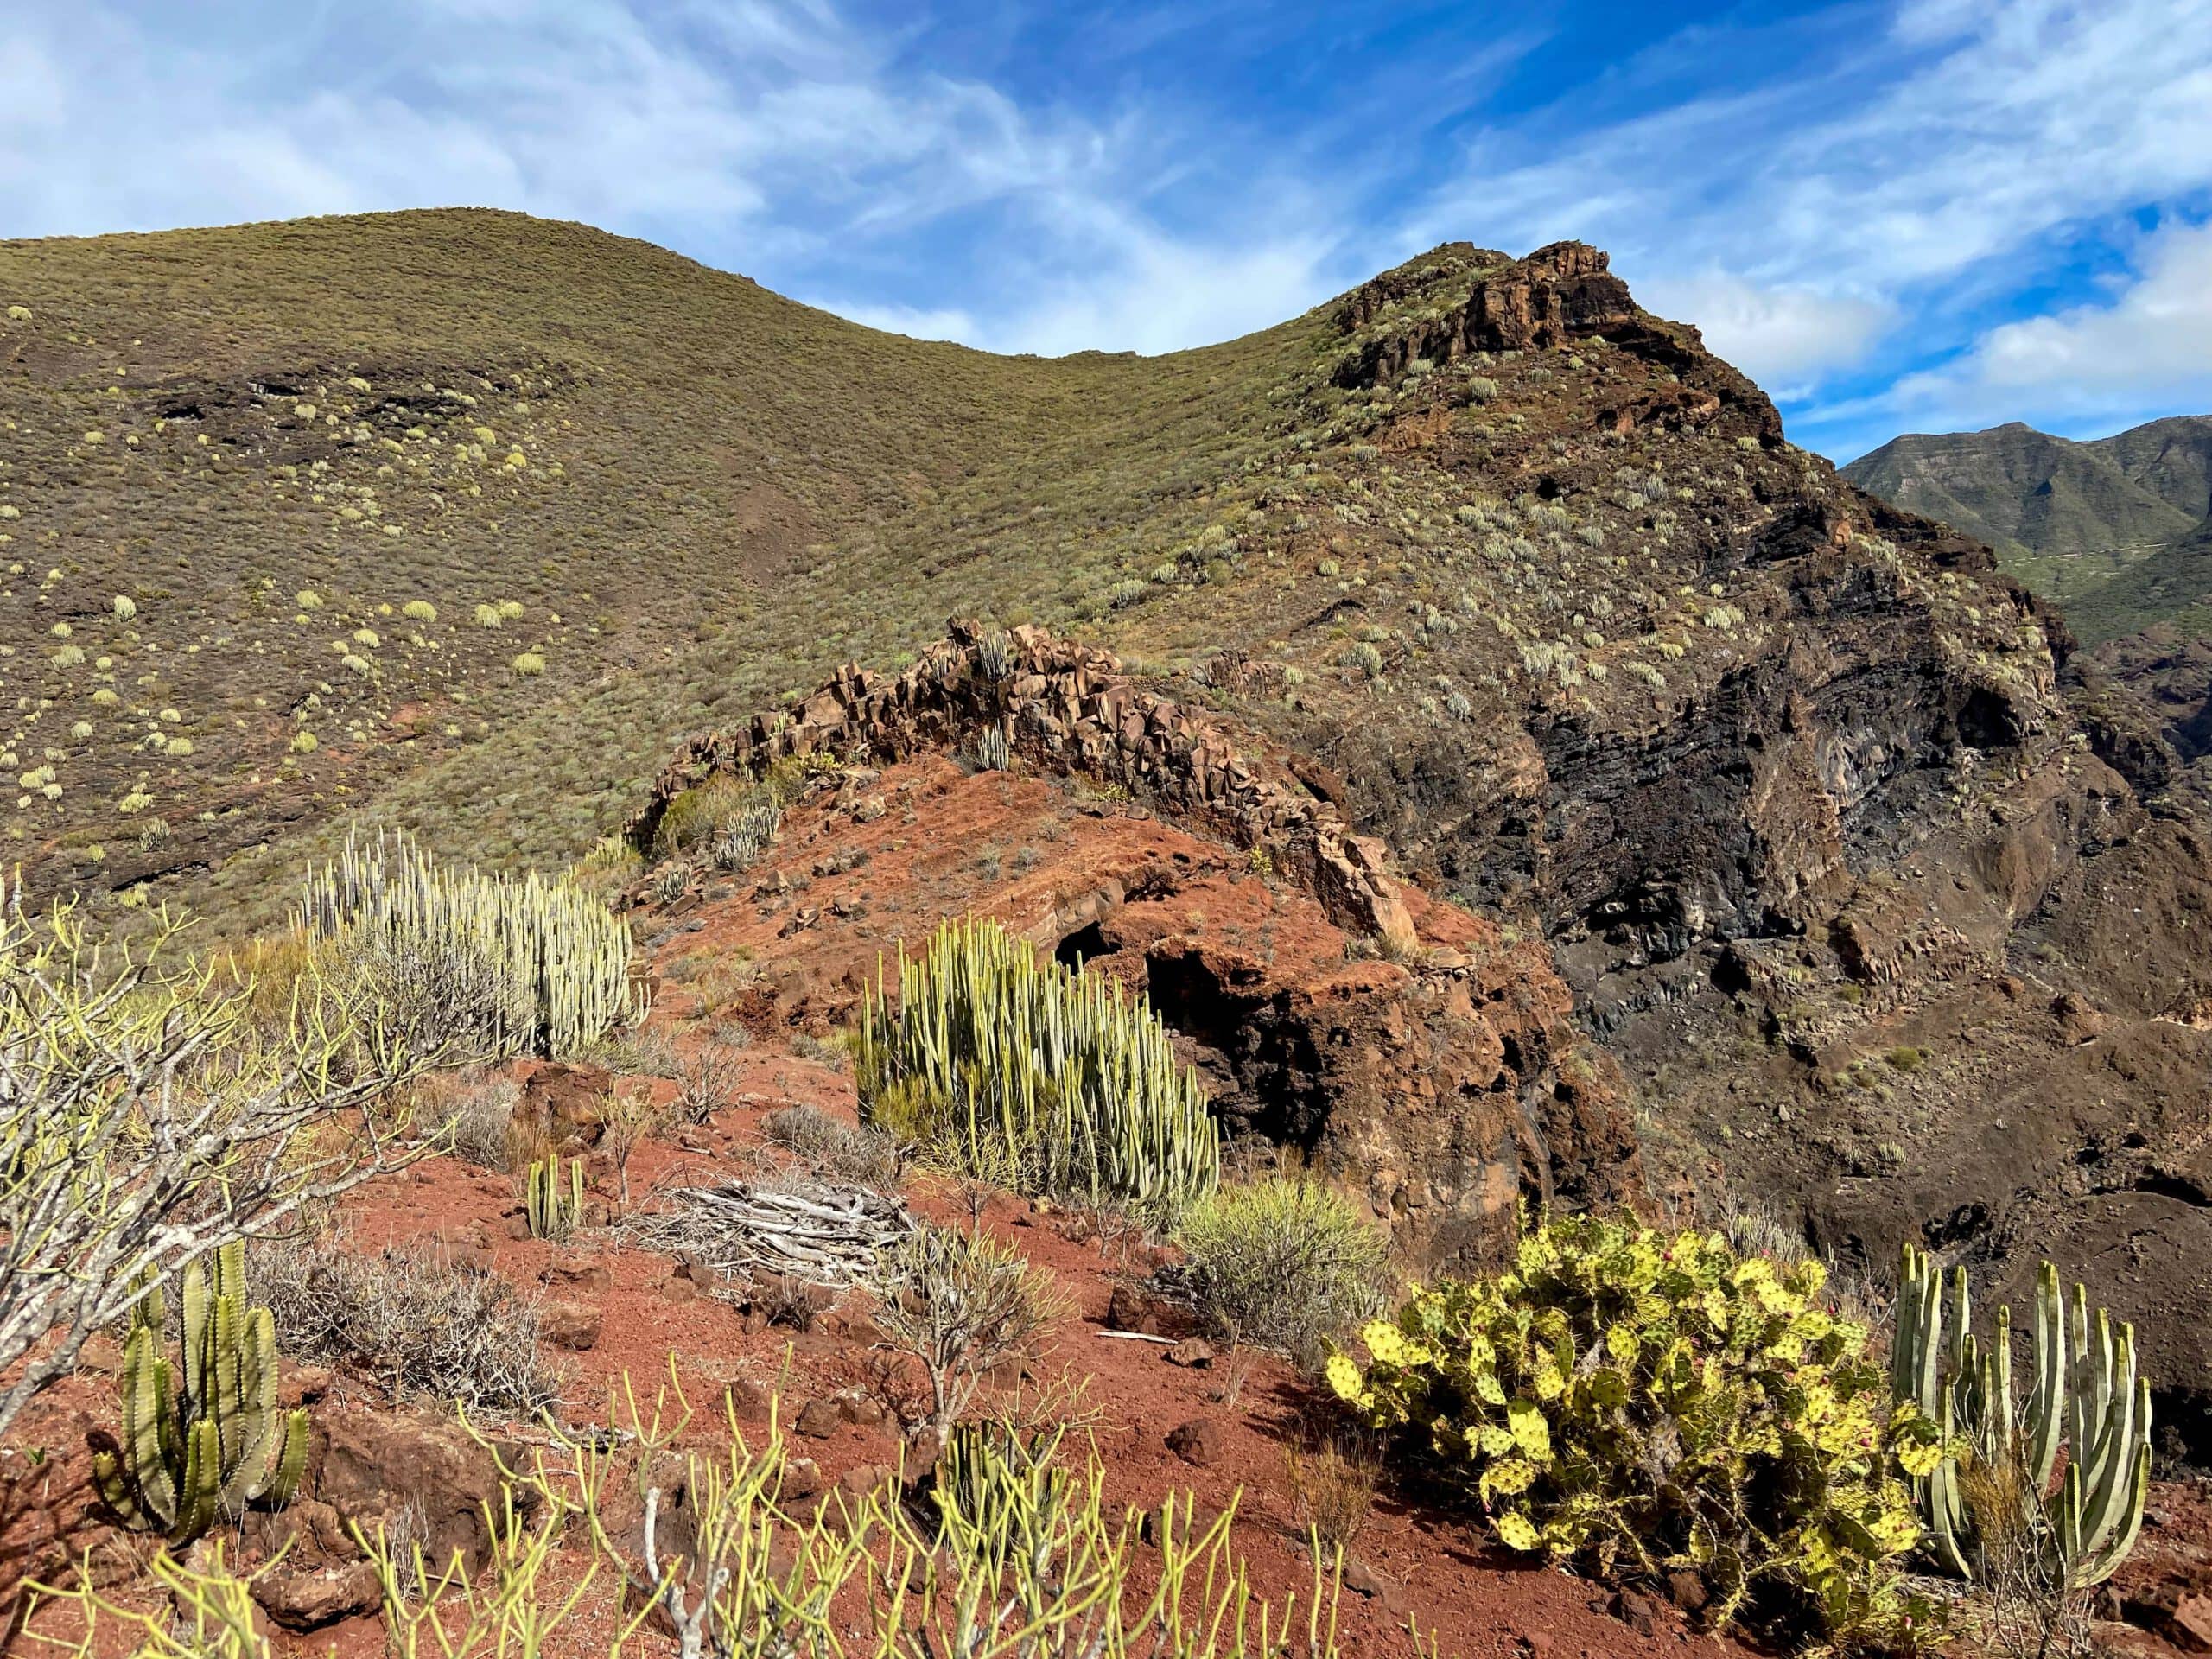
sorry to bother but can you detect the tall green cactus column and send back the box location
[1892,1244,2151,1588]
[93,1242,309,1547]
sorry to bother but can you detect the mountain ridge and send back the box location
[1844,411,2212,639]
[6,209,2211,1433]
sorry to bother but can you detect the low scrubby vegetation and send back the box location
[871,1223,1062,1448]
[254,1232,564,1414]
[0,881,416,1437]
[44,1381,1344,1659]
[1176,1176,1391,1368]
[855,917,1218,1219]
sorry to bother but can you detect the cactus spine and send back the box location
[525,1154,586,1239]
[1893,1244,2150,1587]
[93,1243,308,1546]
[855,917,1218,1219]
[299,828,638,1058]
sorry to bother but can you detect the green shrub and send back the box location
[1329,1211,1930,1648]
[855,918,1217,1219]
[298,829,636,1059]
[1177,1178,1390,1366]
[652,773,780,867]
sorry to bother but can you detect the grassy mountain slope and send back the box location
[1844,415,2212,637]
[0,209,1302,919]
[11,212,2212,1408]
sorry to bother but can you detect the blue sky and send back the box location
[5,1,2211,461]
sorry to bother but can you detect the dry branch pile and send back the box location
[630,1179,912,1288]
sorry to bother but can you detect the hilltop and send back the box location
[5,212,2211,1444]
[1845,414,2212,642]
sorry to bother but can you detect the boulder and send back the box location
[1164,1419,1222,1468]
[313,1408,521,1572]
[512,1061,613,1152]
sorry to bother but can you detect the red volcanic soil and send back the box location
[6,756,2206,1657]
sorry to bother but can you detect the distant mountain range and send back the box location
[1844,415,2212,645]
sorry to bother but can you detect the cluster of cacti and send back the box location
[652,773,782,867]
[92,1243,308,1546]
[524,1154,585,1239]
[966,725,1013,773]
[709,794,781,873]
[855,918,1218,1218]
[932,1417,1075,1574]
[298,829,637,1059]
[1891,1244,2150,1588]
[1329,1212,1929,1646]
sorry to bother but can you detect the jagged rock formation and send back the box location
[629,619,1419,947]
[627,620,1641,1273]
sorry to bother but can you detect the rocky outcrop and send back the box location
[1330,242,1781,444]
[627,671,1641,1274]
[1077,900,1636,1274]
[629,619,1418,948]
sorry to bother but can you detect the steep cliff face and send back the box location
[1088,241,2212,1427]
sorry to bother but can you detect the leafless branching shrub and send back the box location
[0,888,415,1436]
[672,1041,745,1125]
[761,1103,902,1185]
[435,1071,522,1169]
[870,1224,1060,1448]
[254,1233,564,1414]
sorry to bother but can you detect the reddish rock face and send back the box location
[626,621,1419,950]
[625,676,1639,1278]
[512,1061,613,1152]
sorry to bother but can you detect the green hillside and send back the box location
[0,210,1306,923]
[1844,415,2212,639]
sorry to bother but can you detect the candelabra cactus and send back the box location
[299,829,638,1058]
[93,1243,308,1546]
[855,917,1218,1219]
[1892,1243,2151,1588]
[525,1154,586,1239]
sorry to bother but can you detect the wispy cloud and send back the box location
[3,0,2212,458]
[1399,0,2212,439]
[1870,218,2212,435]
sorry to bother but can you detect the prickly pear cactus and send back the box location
[1329,1212,1930,1647]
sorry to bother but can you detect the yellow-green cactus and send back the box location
[92,1243,308,1546]
[1330,1212,1929,1647]
[854,917,1217,1220]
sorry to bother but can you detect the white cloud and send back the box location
[1402,0,2212,406]
[826,300,981,344]
[0,0,1344,359]
[1636,273,1894,387]
[1880,219,2212,426]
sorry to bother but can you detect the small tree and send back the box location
[870,1225,1058,1449]
[0,884,414,1436]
